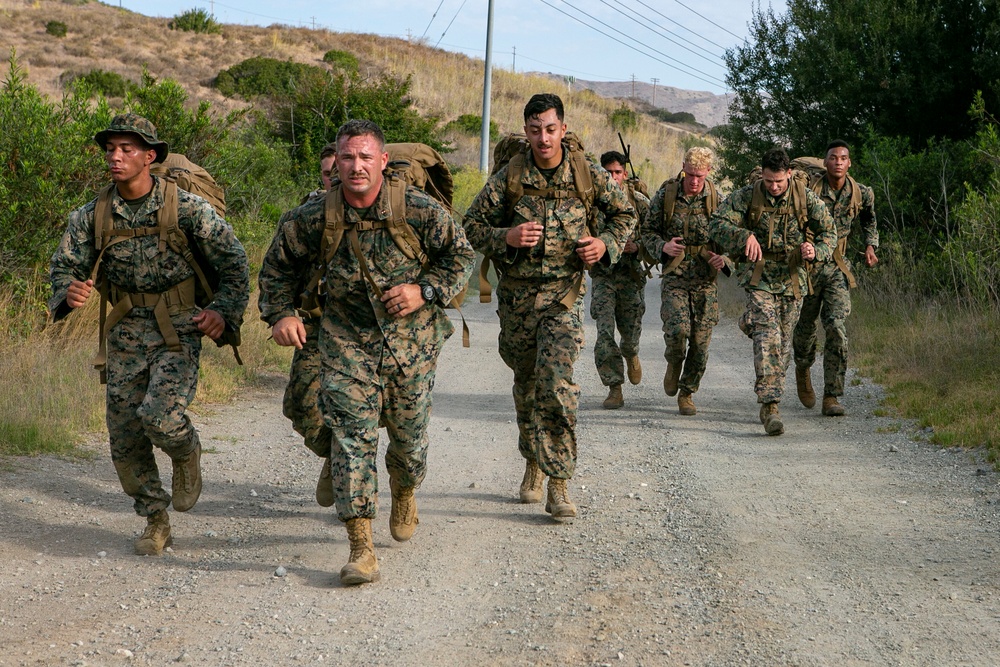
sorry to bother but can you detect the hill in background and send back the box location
[0,0,712,183]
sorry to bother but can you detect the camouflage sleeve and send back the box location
[48,201,99,321]
[406,189,476,304]
[258,200,324,327]
[592,163,636,266]
[462,167,517,261]
[177,193,250,329]
[708,186,753,257]
[632,191,650,243]
[640,183,667,261]
[804,189,837,262]
[858,182,879,249]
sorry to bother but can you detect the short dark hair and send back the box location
[524,93,564,123]
[319,142,338,160]
[600,151,626,169]
[761,147,790,173]
[335,119,386,152]
[826,139,850,154]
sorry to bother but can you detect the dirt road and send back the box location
[3,280,1000,666]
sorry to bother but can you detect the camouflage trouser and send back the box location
[322,356,436,522]
[282,326,332,458]
[106,310,202,517]
[738,290,801,404]
[660,279,719,395]
[793,262,852,397]
[590,270,646,386]
[498,279,584,481]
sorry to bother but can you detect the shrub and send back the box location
[66,69,134,98]
[45,21,68,37]
[322,49,359,73]
[168,8,222,34]
[609,103,637,132]
[444,114,498,141]
[215,56,325,98]
[649,108,699,126]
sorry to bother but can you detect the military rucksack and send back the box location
[478,131,597,303]
[744,170,814,298]
[90,155,242,383]
[297,145,469,346]
[792,157,861,288]
[656,173,723,276]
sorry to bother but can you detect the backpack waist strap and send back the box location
[749,251,806,299]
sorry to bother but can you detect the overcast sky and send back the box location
[120,0,788,95]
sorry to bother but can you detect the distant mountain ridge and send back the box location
[536,75,731,128]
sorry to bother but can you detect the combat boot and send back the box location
[602,384,624,410]
[340,518,379,586]
[519,459,545,504]
[795,366,816,408]
[389,477,419,542]
[544,477,577,521]
[171,440,202,512]
[626,356,642,385]
[822,395,846,417]
[134,509,172,556]
[761,402,784,436]
[663,362,681,397]
[677,392,696,416]
[316,458,334,507]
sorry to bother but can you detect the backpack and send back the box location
[89,156,242,383]
[656,174,722,276]
[744,170,813,298]
[792,156,861,287]
[297,149,470,346]
[478,131,597,303]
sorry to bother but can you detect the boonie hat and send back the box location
[94,113,169,163]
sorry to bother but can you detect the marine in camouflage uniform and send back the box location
[640,147,727,416]
[708,147,836,435]
[463,94,634,520]
[792,140,879,416]
[259,120,474,585]
[49,114,249,555]
[590,151,650,409]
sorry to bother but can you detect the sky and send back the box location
[119,0,788,95]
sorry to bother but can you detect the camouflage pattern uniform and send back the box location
[709,183,836,403]
[258,184,474,522]
[793,178,878,397]
[589,185,650,387]
[641,180,722,395]
[463,151,635,480]
[49,177,250,516]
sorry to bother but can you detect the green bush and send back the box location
[649,108,699,125]
[168,8,222,34]
[215,56,326,98]
[67,69,134,98]
[322,49,359,73]
[444,114,498,141]
[45,21,68,37]
[609,103,637,132]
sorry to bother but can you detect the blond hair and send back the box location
[682,146,714,171]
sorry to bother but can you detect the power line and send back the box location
[435,0,469,48]
[627,0,730,52]
[536,0,727,87]
[421,0,447,39]
[668,0,744,41]
[595,0,727,69]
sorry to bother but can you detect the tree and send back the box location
[719,0,1000,181]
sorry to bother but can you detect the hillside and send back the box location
[568,79,731,129]
[0,0,703,184]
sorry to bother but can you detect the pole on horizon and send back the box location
[479,0,495,173]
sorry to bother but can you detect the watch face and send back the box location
[421,284,435,301]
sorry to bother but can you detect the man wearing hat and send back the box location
[49,113,250,555]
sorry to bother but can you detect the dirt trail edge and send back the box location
[3,280,1000,667]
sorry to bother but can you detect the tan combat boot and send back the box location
[134,509,172,556]
[602,384,624,410]
[795,366,816,408]
[544,477,577,521]
[663,362,681,397]
[626,356,642,385]
[761,402,784,436]
[171,441,202,512]
[519,459,545,504]
[316,458,334,507]
[389,477,419,542]
[822,395,846,417]
[677,392,696,416]
[340,517,380,586]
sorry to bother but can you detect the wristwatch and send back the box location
[419,282,436,304]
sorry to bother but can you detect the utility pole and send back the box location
[479,0,495,172]
[310,16,316,30]
[630,74,636,99]
[651,77,659,106]
[512,46,516,72]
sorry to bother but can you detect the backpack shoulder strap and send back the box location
[503,153,527,223]
[158,180,215,302]
[660,178,681,229]
[846,175,862,220]
[747,180,767,229]
[704,179,719,216]
[790,175,809,228]
[385,175,428,268]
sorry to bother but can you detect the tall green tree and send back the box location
[720,0,1000,180]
